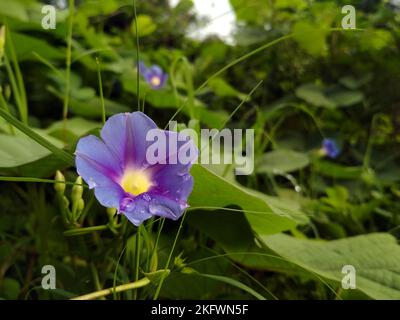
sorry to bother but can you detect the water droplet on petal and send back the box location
[88,177,97,188]
[142,193,151,202]
[120,197,135,212]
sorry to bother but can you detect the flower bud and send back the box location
[54,170,66,195]
[0,25,5,62]
[71,176,83,204]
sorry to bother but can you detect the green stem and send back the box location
[4,55,25,123]
[96,57,106,124]
[90,263,105,300]
[71,277,150,300]
[0,89,15,134]
[133,225,141,299]
[150,218,165,271]
[133,0,140,110]
[63,0,75,139]
[6,26,27,115]
[153,211,187,300]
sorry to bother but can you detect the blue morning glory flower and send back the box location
[139,61,168,90]
[322,138,340,159]
[75,112,198,226]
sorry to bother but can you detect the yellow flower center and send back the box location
[120,168,153,196]
[150,76,161,87]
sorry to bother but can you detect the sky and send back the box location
[169,0,236,43]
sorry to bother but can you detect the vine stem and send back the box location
[133,224,142,299]
[71,277,150,300]
[153,211,187,300]
[62,0,75,141]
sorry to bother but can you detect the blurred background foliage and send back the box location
[0,0,400,300]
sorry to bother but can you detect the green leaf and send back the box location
[190,165,297,235]
[313,160,363,179]
[45,118,101,141]
[208,78,247,100]
[132,15,157,37]
[0,1,29,21]
[256,150,310,174]
[293,21,328,56]
[230,0,269,24]
[0,278,20,300]
[0,108,74,166]
[262,233,400,299]
[296,83,335,108]
[328,90,364,107]
[8,32,64,61]
[0,133,62,168]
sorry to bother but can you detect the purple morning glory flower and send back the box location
[139,61,168,90]
[322,138,340,159]
[75,112,198,226]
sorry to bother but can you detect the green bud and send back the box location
[173,252,187,269]
[0,25,5,62]
[361,168,376,186]
[107,207,117,219]
[71,176,83,204]
[73,198,85,222]
[54,170,66,195]
[77,198,85,212]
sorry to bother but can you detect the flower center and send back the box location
[120,168,153,196]
[150,76,161,87]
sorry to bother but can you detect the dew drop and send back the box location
[89,177,97,188]
[120,197,135,211]
[142,193,151,202]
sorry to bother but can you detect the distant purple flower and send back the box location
[322,138,340,159]
[75,112,198,226]
[139,61,168,90]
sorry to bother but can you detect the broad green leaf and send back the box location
[208,78,247,100]
[313,160,363,179]
[188,209,298,271]
[190,164,297,235]
[262,233,400,299]
[132,15,157,37]
[276,0,307,10]
[328,90,364,107]
[293,21,328,56]
[230,0,269,25]
[8,32,64,61]
[0,134,63,168]
[45,118,101,141]
[296,83,335,108]
[0,278,20,300]
[0,108,74,166]
[0,1,29,21]
[256,150,310,174]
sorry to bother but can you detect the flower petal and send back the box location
[119,194,153,226]
[121,192,187,225]
[149,65,163,76]
[75,135,122,188]
[150,134,198,201]
[94,182,125,209]
[100,112,158,169]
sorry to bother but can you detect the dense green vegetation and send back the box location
[0,0,399,300]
